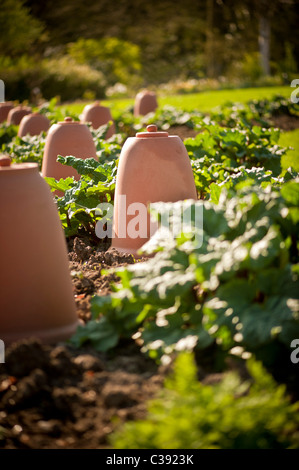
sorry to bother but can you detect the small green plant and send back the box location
[0,122,18,146]
[2,132,46,168]
[110,353,299,449]
[45,155,117,238]
[185,122,286,178]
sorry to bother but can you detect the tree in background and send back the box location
[0,0,44,56]
[0,0,298,100]
[22,0,299,82]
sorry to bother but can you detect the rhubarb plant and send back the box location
[45,155,117,237]
[70,181,299,375]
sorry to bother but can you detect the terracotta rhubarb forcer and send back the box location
[7,105,32,125]
[0,102,14,123]
[42,117,97,185]
[133,90,158,117]
[18,112,50,138]
[111,124,197,255]
[80,101,115,139]
[0,157,78,344]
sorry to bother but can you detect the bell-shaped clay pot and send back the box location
[7,105,32,125]
[0,102,14,123]
[42,117,97,183]
[18,112,50,137]
[0,157,78,344]
[80,101,115,139]
[133,90,158,117]
[111,124,197,255]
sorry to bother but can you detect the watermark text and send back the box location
[290,339,299,364]
[290,79,299,104]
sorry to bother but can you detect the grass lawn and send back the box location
[279,129,299,171]
[158,86,292,112]
[60,85,292,116]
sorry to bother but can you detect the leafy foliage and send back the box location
[186,122,286,178]
[0,122,18,146]
[2,132,46,167]
[70,182,299,372]
[210,94,299,128]
[146,105,204,130]
[110,353,299,449]
[45,156,117,238]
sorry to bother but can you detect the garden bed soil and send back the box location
[270,114,299,131]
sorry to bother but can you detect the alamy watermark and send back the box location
[0,340,5,363]
[290,339,299,364]
[94,197,203,248]
[0,79,4,102]
[290,79,299,104]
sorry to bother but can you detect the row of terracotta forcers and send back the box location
[79,90,158,128]
[41,120,197,253]
[0,124,196,346]
[0,103,51,137]
[1,119,195,347]
[0,90,158,139]
[0,102,113,139]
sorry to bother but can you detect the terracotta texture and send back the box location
[80,101,115,139]
[0,158,78,344]
[0,102,14,123]
[18,112,50,137]
[42,117,97,184]
[7,105,32,125]
[133,90,158,116]
[111,125,197,255]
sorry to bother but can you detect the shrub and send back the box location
[110,353,299,449]
[0,54,106,102]
[40,56,106,101]
[67,37,142,89]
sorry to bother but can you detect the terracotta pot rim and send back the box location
[58,117,83,126]
[0,162,39,173]
[90,101,105,107]
[136,125,169,138]
[136,131,170,138]
[13,105,31,110]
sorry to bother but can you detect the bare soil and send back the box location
[270,114,299,131]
